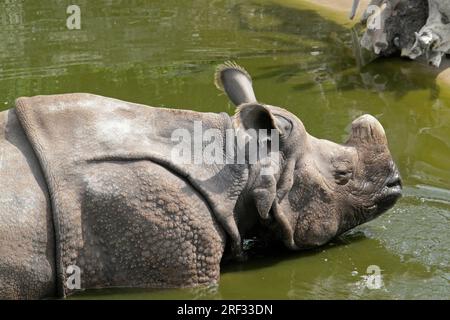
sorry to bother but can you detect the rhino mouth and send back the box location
[376,176,403,212]
[358,175,402,224]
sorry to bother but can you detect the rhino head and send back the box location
[216,62,402,250]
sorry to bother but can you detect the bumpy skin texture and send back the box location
[80,161,225,289]
[0,110,55,299]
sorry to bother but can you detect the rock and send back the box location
[354,0,450,67]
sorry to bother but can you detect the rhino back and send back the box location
[0,109,55,299]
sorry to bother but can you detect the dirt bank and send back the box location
[274,0,370,25]
[299,0,370,16]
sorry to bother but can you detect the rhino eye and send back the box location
[334,169,353,185]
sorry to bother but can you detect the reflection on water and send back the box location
[0,0,448,299]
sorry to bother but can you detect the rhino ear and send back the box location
[235,103,293,138]
[215,61,257,106]
[234,103,277,131]
[231,103,277,220]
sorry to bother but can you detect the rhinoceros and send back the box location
[0,62,402,299]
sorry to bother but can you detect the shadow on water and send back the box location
[220,232,369,274]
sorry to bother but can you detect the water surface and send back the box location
[0,0,448,299]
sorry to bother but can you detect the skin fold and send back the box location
[0,63,402,299]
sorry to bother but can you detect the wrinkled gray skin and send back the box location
[0,63,402,299]
[351,0,446,62]
[0,110,55,299]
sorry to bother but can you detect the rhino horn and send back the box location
[215,61,257,106]
[347,114,388,146]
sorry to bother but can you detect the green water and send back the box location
[0,0,449,299]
